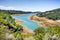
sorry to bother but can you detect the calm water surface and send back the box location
[12,13,40,30]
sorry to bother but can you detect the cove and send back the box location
[12,13,40,30]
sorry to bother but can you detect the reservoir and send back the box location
[12,13,40,30]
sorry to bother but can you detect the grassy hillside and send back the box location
[0,11,23,40]
[34,26,60,40]
[0,11,35,40]
[36,8,60,20]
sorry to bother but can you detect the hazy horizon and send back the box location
[0,0,60,12]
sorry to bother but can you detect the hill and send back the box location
[0,11,24,40]
[36,8,60,20]
[0,9,32,15]
[30,8,60,27]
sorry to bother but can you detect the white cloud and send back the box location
[0,5,16,10]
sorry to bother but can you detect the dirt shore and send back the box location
[15,19,22,25]
[30,15,60,27]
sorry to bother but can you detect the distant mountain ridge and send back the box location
[0,9,32,14]
[36,8,60,20]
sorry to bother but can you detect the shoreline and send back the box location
[30,15,60,27]
[11,14,24,16]
[15,19,35,34]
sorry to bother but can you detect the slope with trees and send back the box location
[36,8,60,20]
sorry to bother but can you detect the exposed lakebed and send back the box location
[12,13,40,30]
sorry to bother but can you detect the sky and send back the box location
[0,0,60,12]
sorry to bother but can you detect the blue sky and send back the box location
[0,0,60,12]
